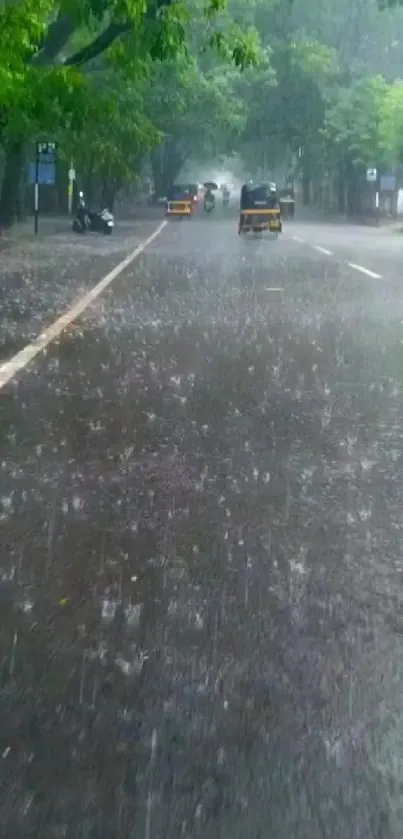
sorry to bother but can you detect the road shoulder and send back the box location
[0,214,165,362]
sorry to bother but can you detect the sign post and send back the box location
[366,167,378,224]
[33,141,57,234]
[68,162,75,215]
[375,188,380,226]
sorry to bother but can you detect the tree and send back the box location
[0,0,258,226]
[379,79,403,164]
[238,36,337,191]
[62,73,160,207]
[145,56,247,192]
[235,0,403,209]
[0,0,184,224]
[321,74,389,213]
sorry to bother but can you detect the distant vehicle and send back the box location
[204,189,215,212]
[165,185,194,219]
[222,185,230,206]
[238,182,281,236]
[73,190,114,235]
[188,183,199,206]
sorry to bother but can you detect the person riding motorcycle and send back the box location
[204,188,215,211]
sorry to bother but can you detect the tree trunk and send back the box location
[337,165,345,214]
[302,171,310,205]
[346,180,355,217]
[302,175,310,205]
[346,166,362,218]
[0,140,25,228]
[151,141,184,195]
[84,154,96,205]
[17,177,28,221]
[101,175,120,211]
[85,171,94,206]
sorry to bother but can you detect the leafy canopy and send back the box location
[322,75,390,170]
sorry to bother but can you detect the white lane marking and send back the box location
[292,236,304,243]
[313,245,333,255]
[265,287,284,291]
[0,221,167,392]
[347,262,381,279]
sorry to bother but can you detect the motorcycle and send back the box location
[204,194,215,212]
[73,191,114,235]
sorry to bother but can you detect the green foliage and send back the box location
[64,77,159,181]
[322,75,389,169]
[1,66,88,139]
[145,54,246,184]
[0,0,261,194]
[380,80,403,163]
[0,0,55,65]
[4,0,403,219]
[234,0,403,191]
[237,35,337,176]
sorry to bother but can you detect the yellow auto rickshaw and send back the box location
[238,182,282,236]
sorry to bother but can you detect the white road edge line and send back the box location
[0,220,168,392]
[265,288,284,291]
[347,262,381,279]
[313,245,333,255]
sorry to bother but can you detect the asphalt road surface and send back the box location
[1,211,403,838]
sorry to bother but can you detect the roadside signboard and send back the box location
[380,174,396,191]
[36,140,57,163]
[366,167,377,182]
[28,162,56,185]
[68,164,76,214]
[33,140,57,234]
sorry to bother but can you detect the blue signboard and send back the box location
[380,174,396,191]
[28,162,56,185]
[36,141,57,164]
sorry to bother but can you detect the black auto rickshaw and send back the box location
[165,184,194,219]
[238,182,282,235]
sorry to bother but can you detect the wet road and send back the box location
[1,214,403,837]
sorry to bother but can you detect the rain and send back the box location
[2,0,403,835]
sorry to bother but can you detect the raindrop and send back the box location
[1,495,13,511]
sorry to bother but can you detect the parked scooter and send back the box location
[73,190,114,235]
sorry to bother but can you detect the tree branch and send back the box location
[64,0,174,67]
[32,13,78,66]
[63,21,131,66]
